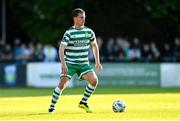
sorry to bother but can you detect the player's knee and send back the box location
[58,77,69,90]
[91,78,98,87]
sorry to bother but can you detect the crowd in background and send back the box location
[96,37,180,62]
[0,37,180,63]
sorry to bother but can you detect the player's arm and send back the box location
[59,43,66,65]
[59,31,70,75]
[59,43,68,75]
[91,40,103,72]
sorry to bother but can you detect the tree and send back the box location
[7,0,180,44]
[139,0,180,38]
[8,0,73,43]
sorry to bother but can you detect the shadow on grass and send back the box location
[1,86,180,98]
[27,112,50,116]
[27,111,87,116]
[0,112,50,119]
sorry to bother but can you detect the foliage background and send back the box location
[2,0,180,44]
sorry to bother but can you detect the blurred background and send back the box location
[0,0,180,88]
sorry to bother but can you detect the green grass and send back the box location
[0,86,180,120]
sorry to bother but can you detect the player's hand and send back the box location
[61,64,68,75]
[95,63,103,72]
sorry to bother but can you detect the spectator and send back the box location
[161,43,174,62]
[150,42,161,62]
[1,44,13,61]
[116,36,130,61]
[43,44,57,62]
[34,43,44,61]
[115,37,126,61]
[105,38,116,61]
[21,43,30,61]
[27,42,35,61]
[131,37,141,49]
[127,37,141,62]
[141,44,153,62]
[13,38,22,61]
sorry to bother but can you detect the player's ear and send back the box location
[73,17,77,22]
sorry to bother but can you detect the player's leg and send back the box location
[81,71,98,103]
[79,71,98,113]
[49,63,75,113]
[48,77,69,112]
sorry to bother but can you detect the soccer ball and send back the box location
[112,100,126,112]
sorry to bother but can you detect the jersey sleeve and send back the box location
[61,31,70,46]
[90,30,96,44]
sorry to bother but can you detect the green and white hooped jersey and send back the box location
[61,26,96,65]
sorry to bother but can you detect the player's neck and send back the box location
[74,25,84,30]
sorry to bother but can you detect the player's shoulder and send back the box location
[84,26,92,30]
[63,27,75,36]
[83,26,94,33]
[66,26,75,32]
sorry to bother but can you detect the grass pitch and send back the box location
[0,86,180,121]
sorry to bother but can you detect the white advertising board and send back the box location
[27,62,73,87]
[161,64,180,87]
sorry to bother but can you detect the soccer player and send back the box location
[48,8,103,113]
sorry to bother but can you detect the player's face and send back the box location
[74,13,85,27]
